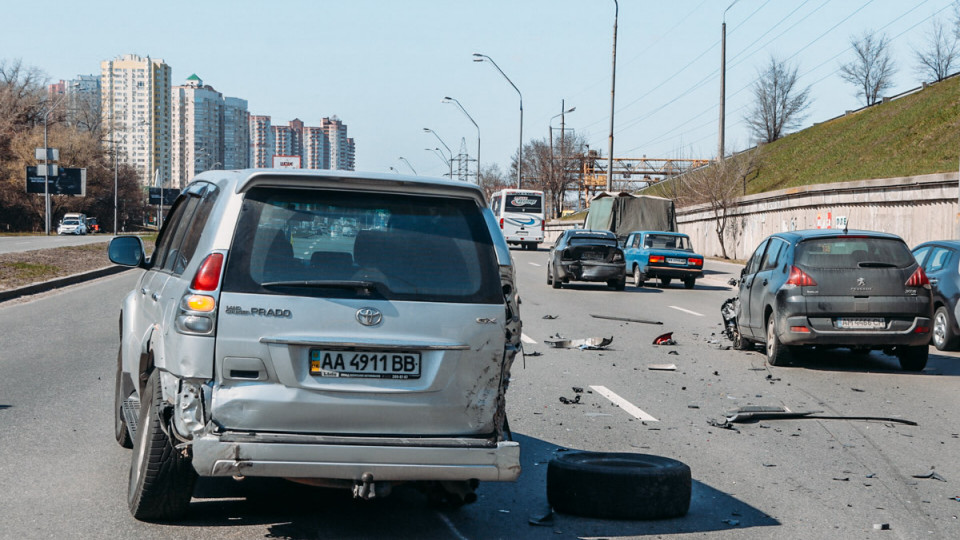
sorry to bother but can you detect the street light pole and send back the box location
[720,1,739,165]
[607,0,619,192]
[549,102,576,217]
[442,97,480,185]
[423,128,453,178]
[426,148,451,176]
[398,157,417,175]
[473,53,522,188]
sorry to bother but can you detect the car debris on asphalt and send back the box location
[653,332,676,345]
[545,336,614,349]
[590,313,662,325]
[912,470,947,482]
[648,363,677,371]
[542,314,559,319]
[724,406,918,426]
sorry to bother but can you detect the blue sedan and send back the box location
[622,231,704,288]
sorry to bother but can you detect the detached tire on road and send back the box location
[128,370,197,521]
[547,451,691,520]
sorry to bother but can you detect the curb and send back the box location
[0,265,133,304]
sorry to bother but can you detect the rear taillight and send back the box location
[786,265,817,286]
[649,255,665,263]
[688,257,703,266]
[905,267,929,287]
[191,253,224,291]
[499,218,504,229]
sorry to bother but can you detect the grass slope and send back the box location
[748,76,960,193]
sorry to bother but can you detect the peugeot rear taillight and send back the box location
[905,267,929,287]
[785,266,817,287]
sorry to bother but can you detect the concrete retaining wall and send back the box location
[676,172,958,260]
[543,172,959,259]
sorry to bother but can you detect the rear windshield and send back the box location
[570,237,617,247]
[795,237,914,269]
[504,193,543,214]
[644,234,691,251]
[222,187,502,304]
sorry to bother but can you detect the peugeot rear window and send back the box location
[795,237,914,269]
[504,194,542,213]
[222,187,502,304]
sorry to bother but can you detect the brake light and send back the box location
[914,326,930,334]
[786,266,817,286]
[905,267,929,287]
[790,326,810,333]
[541,220,545,232]
[500,218,504,229]
[191,253,224,291]
[688,257,703,266]
[649,255,665,263]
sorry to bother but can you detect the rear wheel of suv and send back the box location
[897,345,928,371]
[932,306,958,351]
[114,349,132,449]
[766,315,790,367]
[128,370,197,521]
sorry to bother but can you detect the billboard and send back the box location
[148,187,180,206]
[25,166,85,196]
[273,155,301,169]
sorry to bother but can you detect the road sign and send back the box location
[25,166,85,195]
[35,148,59,161]
[148,187,179,206]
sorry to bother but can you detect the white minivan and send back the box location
[490,189,545,250]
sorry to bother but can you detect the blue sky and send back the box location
[3,0,956,178]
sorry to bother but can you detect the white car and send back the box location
[57,218,87,235]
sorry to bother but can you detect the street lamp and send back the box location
[423,128,453,178]
[442,96,480,185]
[398,157,417,175]
[473,53,522,188]
[425,148,451,176]
[719,0,739,164]
[607,0,619,192]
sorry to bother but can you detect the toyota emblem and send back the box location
[356,307,383,326]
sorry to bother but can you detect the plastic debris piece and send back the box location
[545,336,613,349]
[912,470,947,482]
[722,519,740,527]
[653,332,676,345]
[667,350,679,355]
[706,418,739,432]
[648,364,677,371]
[590,313,662,325]
[542,314,559,319]
[559,395,582,405]
[833,477,850,481]
[528,508,554,526]
[873,523,890,530]
[572,387,584,394]
[525,351,542,357]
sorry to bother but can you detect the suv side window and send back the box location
[150,195,192,269]
[174,184,220,273]
[160,196,201,274]
[762,238,785,271]
[745,239,769,275]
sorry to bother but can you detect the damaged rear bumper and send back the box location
[558,261,625,282]
[191,432,521,482]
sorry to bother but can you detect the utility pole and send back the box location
[607,0,619,192]
[560,101,567,215]
[718,19,726,162]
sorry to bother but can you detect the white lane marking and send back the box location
[590,385,658,422]
[521,333,537,344]
[669,305,703,317]
[528,262,542,267]
[436,513,469,540]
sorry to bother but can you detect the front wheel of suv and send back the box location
[897,345,928,372]
[765,315,790,367]
[128,370,197,521]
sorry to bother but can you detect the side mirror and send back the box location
[108,236,146,268]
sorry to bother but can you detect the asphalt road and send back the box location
[0,234,113,254]
[1,250,958,539]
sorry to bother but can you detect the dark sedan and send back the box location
[547,229,626,290]
[912,240,960,351]
[731,229,932,371]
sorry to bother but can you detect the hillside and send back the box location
[744,75,960,193]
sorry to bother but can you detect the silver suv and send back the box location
[109,170,522,521]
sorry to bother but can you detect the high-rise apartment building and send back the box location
[47,74,101,131]
[249,115,354,171]
[249,115,274,168]
[170,75,250,188]
[100,54,172,186]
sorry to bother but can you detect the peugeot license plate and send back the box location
[836,317,885,329]
[310,350,421,379]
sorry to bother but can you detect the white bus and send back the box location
[490,189,545,250]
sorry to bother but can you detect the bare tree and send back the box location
[745,56,812,144]
[652,150,761,260]
[839,30,897,106]
[914,18,959,82]
[479,163,511,202]
[510,134,588,217]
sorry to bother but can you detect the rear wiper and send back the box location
[857,261,897,268]
[261,279,377,291]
